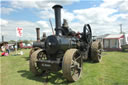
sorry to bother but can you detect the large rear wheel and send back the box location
[29,49,46,76]
[62,49,83,81]
[91,41,102,62]
[29,47,40,58]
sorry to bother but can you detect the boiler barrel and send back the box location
[45,35,77,54]
[33,41,44,48]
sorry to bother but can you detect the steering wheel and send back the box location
[82,24,92,44]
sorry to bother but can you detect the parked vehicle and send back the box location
[29,5,102,82]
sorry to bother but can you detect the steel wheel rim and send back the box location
[30,49,45,75]
[91,41,102,62]
[70,51,82,81]
[62,49,83,81]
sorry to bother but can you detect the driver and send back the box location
[41,32,46,41]
[62,19,76,36]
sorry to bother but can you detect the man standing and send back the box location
[5,43,10,54]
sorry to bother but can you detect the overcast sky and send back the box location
[0,0,128,41]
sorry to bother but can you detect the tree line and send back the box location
[8,40,34,45]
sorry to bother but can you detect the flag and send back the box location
[16,27,23,37]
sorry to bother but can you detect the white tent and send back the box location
[103,34,125,51]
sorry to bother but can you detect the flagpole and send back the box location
[16,35,17,55]
[16,27,18,55]
[16,27,23,55]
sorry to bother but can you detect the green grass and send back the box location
[0,49,128,85]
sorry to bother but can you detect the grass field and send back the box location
[0,49,128,85]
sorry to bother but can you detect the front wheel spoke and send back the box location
[97,51,101,55]
[75,56,81,61]
[98,53,101,56]
[77,67,82,70]
[71,68,75,76]
[74,70,79,75]
[70,65,75,69]
[72,60,76,64]
[72,69,78,76]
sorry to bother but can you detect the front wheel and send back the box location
[62,49,83,81]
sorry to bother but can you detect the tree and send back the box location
[8,40,16,44]
[22,40,30,45]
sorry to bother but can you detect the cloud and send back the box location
[61,9,75,22]
[73,7,118,24]
[9,0,79,9]
[69,21,128,36]
[1,0,79,16]
[39,8,75,24]
[0,20,52,41]
[36,20,56,35]
[37,20,49,28]
[0,19,8,26]
[100,0,122,8]
[100,0,128,12]
[10,0,38,9]
[119,1,128,12]
[39,9,54,19]
[1,7,14,14]
[90,24,120,36]
[70,22,83,32]
[69,0,128,35]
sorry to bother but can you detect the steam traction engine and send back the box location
[29,5,102,81]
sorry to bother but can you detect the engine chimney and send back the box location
[52,5,63,36]
[36,28,40,42]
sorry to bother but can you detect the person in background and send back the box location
[1,43,6,56]
[1,43,6,52]
[5,43,10,54]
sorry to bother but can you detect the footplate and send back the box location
[36,60,61,72]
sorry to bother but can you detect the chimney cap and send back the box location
[52,5,63,9]
[36,28,40,30]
